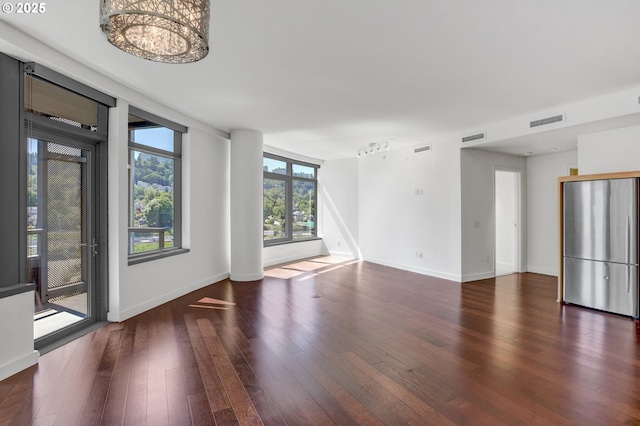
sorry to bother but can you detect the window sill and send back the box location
[128,247,190,265]
[264,237,322,248]
[0,283,35,299]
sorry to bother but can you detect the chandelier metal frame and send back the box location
[100,0,210,64]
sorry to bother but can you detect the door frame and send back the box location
[494,167,524,276]
[27,122,108,350]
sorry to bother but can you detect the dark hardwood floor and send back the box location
[1,257,639,425]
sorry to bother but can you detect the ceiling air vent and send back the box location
[461,132,485,143]
[530,114,564,128]
[414,144,432,153]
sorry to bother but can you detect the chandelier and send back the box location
[100,0,210,64]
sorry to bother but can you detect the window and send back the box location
[263,153,318,245]
[128,107,186,262]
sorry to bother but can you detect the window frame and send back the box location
[263,152,319,246]
[127,106,188,264]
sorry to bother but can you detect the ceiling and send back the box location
[2,1,640,160]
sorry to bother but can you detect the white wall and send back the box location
[263,240,325,267]
[318,158,360,259]
[578,125,640,174]
[109,122,230,321]
[359,140,462,281]
[461,149,526,281]
[526,150,577,276]
[0,291,39,380]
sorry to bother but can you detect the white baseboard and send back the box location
[109,272,230,322]
[526,266,558,277]
[326,249,359,259]
[263,252,323,268]
[365,258,461,282]
[230,271,264,281]
[0,350,39,382]
[462,271,496,282]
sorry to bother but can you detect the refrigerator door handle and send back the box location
[627,216,631,266]
[627,216,632,293]
[627,216,631,293]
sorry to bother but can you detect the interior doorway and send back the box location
[495,169,520,276]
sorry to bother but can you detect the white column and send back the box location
[230,130,264,281]
[107,99,128,321]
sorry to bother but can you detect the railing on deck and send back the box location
[128,227,167,254]
[27,228,43,304]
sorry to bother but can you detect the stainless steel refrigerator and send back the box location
[564,178,639,317]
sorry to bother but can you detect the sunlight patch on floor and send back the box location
[189,305,229,310]
[282,261,328,272]
[308,256,352,264]
[198,297,236,306]
[189,296,236,310]
[265,256,357,281]
[264,268,306,279]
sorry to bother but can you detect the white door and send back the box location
[495,170,519,276]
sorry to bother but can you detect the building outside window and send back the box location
[128,107,185,261]
[263,153,318,245]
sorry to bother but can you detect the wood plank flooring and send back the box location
[1,257,640,425]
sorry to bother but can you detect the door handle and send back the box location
[79,239,99,256]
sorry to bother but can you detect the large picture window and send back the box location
[128,107,186,262]
[263,153,318,245]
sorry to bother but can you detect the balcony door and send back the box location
[29,136,100,345]
[22,66,113,350]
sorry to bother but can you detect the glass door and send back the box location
[28,136,97,343]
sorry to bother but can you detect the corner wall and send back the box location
[461,149,527,281]
[318,158,360,259]
[526,150,577,276]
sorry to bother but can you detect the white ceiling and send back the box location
[2,1,640,160]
